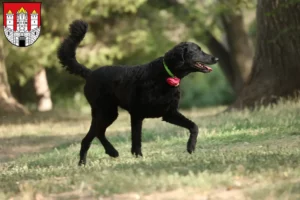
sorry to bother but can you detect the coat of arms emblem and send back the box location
[3,2,41,47]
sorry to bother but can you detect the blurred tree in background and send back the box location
[232,0,300,109]
[3,0,298,114]
[0,37,29,114]
[2,0,240,112]
[149,0,255,94]
[0,6,29,114]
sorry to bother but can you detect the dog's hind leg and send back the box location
[95,106,119,158]
[78,118,97,166]
[93,99,119,158]
[78,105,118,165]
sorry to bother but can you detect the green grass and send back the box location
[1,101,300,200]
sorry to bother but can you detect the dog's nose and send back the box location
[212,57,219,62]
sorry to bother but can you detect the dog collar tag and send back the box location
[166,77,180,87]
[163,59,180,87]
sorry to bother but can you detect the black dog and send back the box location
[58,20,219,165]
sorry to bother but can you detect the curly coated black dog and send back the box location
[58,20,219,165]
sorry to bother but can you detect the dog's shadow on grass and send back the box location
[112,149,300,175]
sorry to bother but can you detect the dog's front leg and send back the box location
[130,116,144,157]
[163,110,198,153]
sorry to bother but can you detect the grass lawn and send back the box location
[1,101,300,200]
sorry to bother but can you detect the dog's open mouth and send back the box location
[194,62,213,72]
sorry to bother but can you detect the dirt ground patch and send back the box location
[0,135,80,162]
[8,187,248,200]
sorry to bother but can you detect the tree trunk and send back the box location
[220,13,254,93]
[34,68,53,112]
[204,31,235,90]
[0,39,29,115]
[150,0,254,94]
[231,0,300,109]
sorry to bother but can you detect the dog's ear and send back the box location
[164,42,188,66]
[176,42,189,62]
[181,43,188,61]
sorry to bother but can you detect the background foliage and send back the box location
[2,0,256,109]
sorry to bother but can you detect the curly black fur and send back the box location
[57,20,219,165]
[57,20,91,78]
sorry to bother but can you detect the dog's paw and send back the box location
[187,147,195,154]
[187,137,197,154]
[187,143,196,154]
[105,149,119,158]
[131,147,143,157]
[78,160,86,166]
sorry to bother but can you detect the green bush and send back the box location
[6,0,235,110]
[179,65,235,108]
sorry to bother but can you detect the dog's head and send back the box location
[164,42,219,77]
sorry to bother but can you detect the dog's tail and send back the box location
[57,20,91,79]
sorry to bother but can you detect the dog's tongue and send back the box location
[205,66,213,72]
[195,63,213,72]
